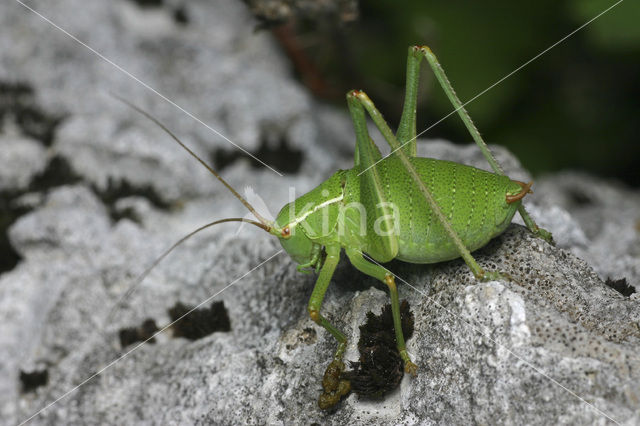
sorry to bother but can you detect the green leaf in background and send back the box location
[569,0,640,51]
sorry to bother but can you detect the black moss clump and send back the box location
[344,300,414,398]
[169,301,231,341]
[118,318,160,348]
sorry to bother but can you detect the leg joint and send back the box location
[308,308,321,324]
[384,274,397,291]
[347,89,373,104]
[412,45,432,55]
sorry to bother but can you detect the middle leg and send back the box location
[345,247,418,375]
[308,243,352,408]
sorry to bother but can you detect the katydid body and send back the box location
[276,158,523,268]
[117,45,551,410]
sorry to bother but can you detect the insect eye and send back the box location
[281,227,291,238]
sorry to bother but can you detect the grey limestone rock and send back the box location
[1,0,639,425]
[0,135,48,193]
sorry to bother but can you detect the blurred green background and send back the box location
[271,0,639,186]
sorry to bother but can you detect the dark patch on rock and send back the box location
[567,188,594,206]
[0,80,74,273]
[126,0,188,26]
[173,6,189,25]
[169,300,231,341]
[127,0,163,8]
[110,205,141,224]
[30,155,83,191]
[0,195,26,273]
[605,277,635,297]
[118,318,160,348]
[19,369,49,393]
[0,81,65,147]
[97,177,171,223]
[0,155,81,272]
[213,138,303,174]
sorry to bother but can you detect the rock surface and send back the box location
[1,1,639,425]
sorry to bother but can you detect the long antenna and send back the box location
[103,217,269,331]
[110,93,273,229]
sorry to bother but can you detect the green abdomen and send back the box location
[383,157,520,264]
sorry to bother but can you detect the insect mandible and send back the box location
[118,45,553,408]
